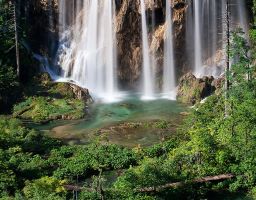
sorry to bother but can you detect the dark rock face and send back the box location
[115,0,142,88]
[177,72,216,105]
[115,0,187,89]
[18,0,59,60]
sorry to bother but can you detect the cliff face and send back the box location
[115,0,187,89]
[21,0,58,55]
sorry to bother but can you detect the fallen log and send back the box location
[136,174,234,192]
[64,174,235,193]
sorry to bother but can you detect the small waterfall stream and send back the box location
[189,0,249,78]
[162,0,176,100]
[194,0,202,77]
[140,0,155,100]
[236,0,249,37]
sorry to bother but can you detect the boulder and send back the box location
[68,83,93,103]
[177,72,215,105]
[211,76,225,95]
[32,72,93,103]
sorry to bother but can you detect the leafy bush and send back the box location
[0,65,20,112]
[0,117,140,198]
[23,176,67,200]
[49,143,139,179]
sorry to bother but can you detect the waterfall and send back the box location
[141,0,155,100]
[57,0,117,102]
[162,0,176,99]
[187,0,249,78]
[49,0,249,102]
[185,0,194,70]
[194,0,202,77]
[235,0,249,36]
[211,0,217,70]
[151,0,157,94]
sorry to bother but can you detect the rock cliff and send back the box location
[115,0,187,88]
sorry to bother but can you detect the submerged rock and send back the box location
[177,72,216,105]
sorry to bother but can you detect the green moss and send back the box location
[13,72,89,122]
[23,73,75,100]
[177,81,202,105]
[13,97,85,122]
[192,87,201,100]
[154,120,168,129]
[48,83,74,99]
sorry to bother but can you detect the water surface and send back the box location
[33,95,186,147]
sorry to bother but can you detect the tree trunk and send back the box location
[13,0,20,79]
[136,174,235,193]
[225,0,230,117]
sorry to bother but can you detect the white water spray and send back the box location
[189,0,249,78]
[49,0,249,102]
[162,0,176,100]
[140,0,155,100]
[194,0,202,77]
[57,0,117,102]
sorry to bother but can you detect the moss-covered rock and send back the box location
[13,96,85,122]
[24,73,93,103]
[14,72,93,123]
[177,72,216,105]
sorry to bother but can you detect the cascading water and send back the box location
[141,0,155,100]
[210,0,217,70]
[57,0,117,102]
[49,0,249,102]
[162,0,176,100]
[186,0,249,78]
[235,0,249,35]
[151,0,157,95]
[194,0,202,77]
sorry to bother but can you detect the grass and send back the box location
[13,97,85,122]
[12,73,88,123]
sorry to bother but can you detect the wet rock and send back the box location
[177,72,216,105]
[32,72,93,103]
[68,83,93,104]
[115,0,187,88]
[212,75,225,95]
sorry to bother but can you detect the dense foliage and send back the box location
[0,0,39,112]
[0,117,140,199]
[0,0,20,112]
